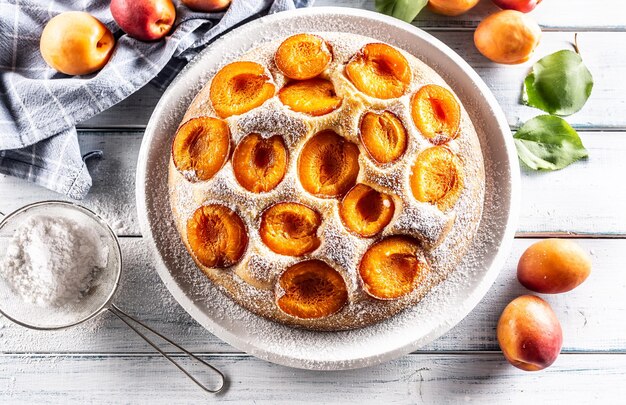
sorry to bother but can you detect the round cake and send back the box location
[168,32,485,330]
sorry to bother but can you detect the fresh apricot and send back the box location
[474,10,541,64]
[517,239,592,294]
[277,260,348,319]
[346,43,411,99]
[339,184,395,237]
[172,117,230,182]
[410,146,462,211]
[359,236,428,299]
[298,131,360,198]
[411,84,461,143]
[209,61,275,118]
[428,0,480,16]
[259,202,322,256]
[275,34,332,80]
[186,205,247,268]
[360,111,408,164]
[232,134,287,193]
[278,78,342,116]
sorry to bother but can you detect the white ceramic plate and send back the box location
[136,7,520,370]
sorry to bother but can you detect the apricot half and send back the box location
[232,134,287,193]
[346,43,411,99]
[298,131,360,198]
[260,202,321,256]
[186,205,247,268]
[277,260,348,319]
[279,78,342,116]
[275,33,332,80]
[359,236,428,299]
[172,117,230,182]
[411,84,461,143]
[410,146,462,211]
[209,61,275,118]
[360,111,408,164]
[339,184,395,237]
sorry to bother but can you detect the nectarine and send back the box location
[492,0,542,13]
[111,0,176,42]
[182,0,232,12]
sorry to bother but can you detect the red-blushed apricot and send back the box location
[259,202,322,256]
[493,0,542,13]
[278,78,342,116]
[346,43,411,99]
[232,134,287,193]
[411,84,461,143]
[277,260,348,319]
[182,0,231,12]
[209,61,275,118]
[359,236,428,299]
[517,239,592,294]
[297,130,360,198]
[497,295,563,371]
[339,184,395,237]
[410,146,463,211]
[275,33,332,80]
[360,111,408,164]
[186,205,247,268]
[172,117,230,182]
[428,0,480,16]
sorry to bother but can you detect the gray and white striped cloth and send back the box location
[0,0,312,199]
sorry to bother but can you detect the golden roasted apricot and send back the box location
[360,111,408,164]
[232,134,287,193]
[186,205,247,268]
[172,116,230,182]
[298,130,360,198]
[346,43,411,99]
[277,260,348,319]
[411,84,461,143]
[339,184,395,237]
[259,202,321,256]
[275,33,332,80]
[209,61,275,118]
[410,146,463,211]
[359,236,428,299]
[428,0,480,16]
[278,78,342,116]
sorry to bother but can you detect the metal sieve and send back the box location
[0,200,224,393]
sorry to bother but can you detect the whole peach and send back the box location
[518,239,591,294]
[182,0,232,12]
[474,10,541,64]
[497,295,563,371]
[428,0,480,16]
[40,12,114,76]
[110,0,176,42]
[492,0,543,13]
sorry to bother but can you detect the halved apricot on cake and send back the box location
[411,84,461,143]
[209,61,275,118]
[346,43,411,99]
[275,33,332,80]
[359,236,429,299]
[260,202,321,256]
[410,146,463,211]
[339,184,395,237]
[277,260,348,319]
[278,78,342,116]
[298,130,360,198]
[172,116,230,182]
[186,205,248,268]
[360,111,408,164]
[232,134,288,193]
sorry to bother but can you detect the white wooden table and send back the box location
[2,1,626,403]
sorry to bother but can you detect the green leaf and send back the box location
[375,0,428,23]
[513,115,588,171]
[523,49,593,116]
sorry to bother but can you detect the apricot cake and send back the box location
[168,32,485,330]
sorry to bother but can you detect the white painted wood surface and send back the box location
[1,1,625,402]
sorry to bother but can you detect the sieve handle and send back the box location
[108,304,225,394]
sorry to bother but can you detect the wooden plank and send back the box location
[0,238,623,354]
[1,353,625,403]
[81,32,626,130]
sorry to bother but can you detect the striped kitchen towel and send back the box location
[0,0,312,199]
